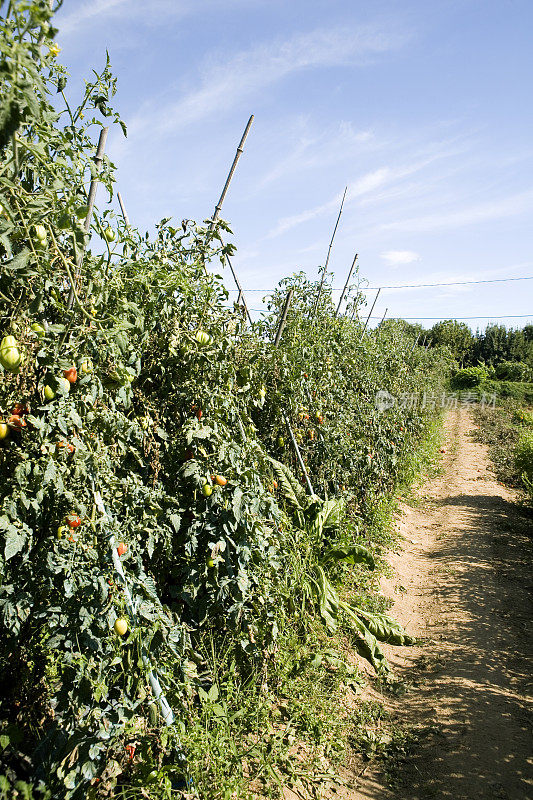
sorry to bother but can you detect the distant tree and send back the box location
[427,320,474,365]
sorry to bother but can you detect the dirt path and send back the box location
[349,407,532,800]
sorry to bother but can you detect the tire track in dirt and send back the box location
[346,407,533,800]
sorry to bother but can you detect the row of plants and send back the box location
[0,2,451,796]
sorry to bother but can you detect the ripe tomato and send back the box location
[114,618,128,636]
[117,542,127,557]
[272,480,278,489]
[11,402,29,416]
[56,441,75,454]
[125,744,136,760]
[66,514,82,529]
[197,409,203,420]
[214,475,227,486]
[8,414,26,430]
[63,366,77,384]
[0,423,9,441]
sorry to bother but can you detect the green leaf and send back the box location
[5,528,26,561]
[322,544,375,570]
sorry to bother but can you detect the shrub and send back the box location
[494,361,532,382]
[450,365,489,389]
[514,431,533,484]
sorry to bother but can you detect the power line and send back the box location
[225,275,533,292]
[237,309,533,320]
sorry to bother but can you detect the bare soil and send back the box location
[344,407,533,800]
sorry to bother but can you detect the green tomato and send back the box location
[195,330,211,346]
[201,484,213,498]
[34,224,47,242]
[44,384,56,401]
[0,336,22,372]
[277,436,285,448]
[114,618,128,636]
[79,358,93,375]
[56,525,69,540]
[103,226,116,242]
[207,558,215,568]
[31,322,46,338]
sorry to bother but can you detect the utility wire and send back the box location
[225,275,533,292]
[236,309,533,320]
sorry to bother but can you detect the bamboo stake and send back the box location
[273,289,293,346]
[360,288,380,340]
[312,186,348,318]
[378,307,388,327]
[227,255,253,325]
[272,294,314,495]
[410,333,421,352]
[283,413,314,496]
[335,252,358,317]
[208,116,254,325]
[117,191,130,226]
[212,115,254,223]
[67,126,109,308]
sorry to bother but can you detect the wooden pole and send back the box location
[411,333,421,352]
[67,126,109,308]
[360,288,380,340]
[312,186,347,318]
[273,289,293,346]
[335,252,358,317]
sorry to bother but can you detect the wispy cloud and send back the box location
[57,0,262,36]
[126,22,409,137]
[380,189,533,233]
[57,0,133,34]
[266,143,462,240]
[381,250,420,267]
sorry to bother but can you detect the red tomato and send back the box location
[8,414,26,430]
[63,366,77,384]
[66,514,82,529]
[11,402,29,416]
[125,744,136,760]
[197,409,203,420]
[117,542,127,557]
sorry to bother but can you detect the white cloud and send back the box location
[57,0,132,34]
[126,22,409,137]
[381,250,420,267]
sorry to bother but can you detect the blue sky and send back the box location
[54,0,533,329]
